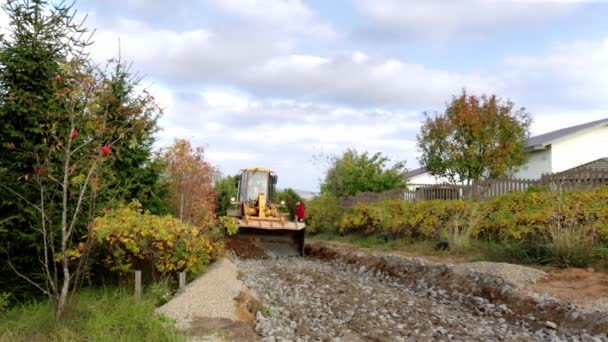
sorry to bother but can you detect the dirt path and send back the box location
[155,258,258,341]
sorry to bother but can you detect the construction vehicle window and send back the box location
[241,171,269,201]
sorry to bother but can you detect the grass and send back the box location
[311,232,409,251]
[0,287,184,342]
[309,231,608,270]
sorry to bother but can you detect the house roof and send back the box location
[526,117,608,149]
[405,167,428,179]
[552,158,608,176]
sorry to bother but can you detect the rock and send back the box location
[436,327,448,335]
[236,252,597,341]
[545,321,558,330]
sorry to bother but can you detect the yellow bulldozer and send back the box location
[227,167,305,256]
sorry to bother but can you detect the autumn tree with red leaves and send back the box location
[417,90,532,185]
[162,140,218,226]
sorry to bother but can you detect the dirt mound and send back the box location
[225,236,269,259]
[453,262,547,289]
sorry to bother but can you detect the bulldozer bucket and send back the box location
[230,218,306,257]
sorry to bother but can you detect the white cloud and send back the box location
[206,0,339,42]
[85,12,501,109]
[206,151,259,162]
[84,10,292,82]
[529,110,608,136]
[0,7,9,36]
[504,39,608,110]
[355,0,578,40]
[246,51,503,108]
[209,0,313,25]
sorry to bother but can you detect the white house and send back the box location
[406,117,608,185]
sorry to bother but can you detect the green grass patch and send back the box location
[0,287,183,342]
[311,232,407,251]
[310,232,467,256]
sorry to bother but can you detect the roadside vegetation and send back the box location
[0,288,184,341]
[307,186,608,270]
[0,0,229,339]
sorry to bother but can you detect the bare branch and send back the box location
[67,160,97,240]
[69,140,92,157]
[36,181,57,296]
[7,259,49,296]
[0,184,45,216]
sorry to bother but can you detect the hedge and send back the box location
[337,186,608,242]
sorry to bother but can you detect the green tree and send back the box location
[93,63,168,215]
[276,188,303,220]
[0,0,165,316]
[319,149,407,198]
[417,90,532,185]
[213,175,237,217]
[0,0,91,303]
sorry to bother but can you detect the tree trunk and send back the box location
[55,264,70,318]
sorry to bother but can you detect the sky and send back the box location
[11,0,608,191]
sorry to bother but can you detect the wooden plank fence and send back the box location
[339,167,608,209]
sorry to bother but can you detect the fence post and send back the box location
[135,270,142,300]
[179,272,186,291]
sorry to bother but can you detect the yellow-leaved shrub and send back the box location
[338,186,608,243]
[93,201,235,276]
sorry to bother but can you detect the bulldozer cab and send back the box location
[236,169,277,203]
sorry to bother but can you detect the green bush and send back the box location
[306,194,343,234]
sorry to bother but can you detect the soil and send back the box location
[234,291,257,323]
[526,267,608,309]
[226,236,269,259]
[188,317,258,341]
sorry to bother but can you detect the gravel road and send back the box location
[239,257,607,342]
[156,258,246,325]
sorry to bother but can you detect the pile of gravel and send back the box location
[155,258,246,327]
[240,258,557,341]
[453,261,547,289]
[306,242,608,335]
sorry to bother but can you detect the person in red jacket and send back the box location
[296,201,305,222]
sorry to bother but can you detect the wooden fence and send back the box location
[339,168,608,209]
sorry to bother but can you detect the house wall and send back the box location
[513,149,552,179]
[406,172,452,190]
[550,125,608,173]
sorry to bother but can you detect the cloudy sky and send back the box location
[55,0,608,190]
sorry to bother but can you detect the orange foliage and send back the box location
[162,139,218,226]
